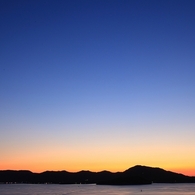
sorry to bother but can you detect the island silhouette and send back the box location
[1,165,195,185]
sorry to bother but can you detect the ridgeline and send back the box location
[1,165,195,185]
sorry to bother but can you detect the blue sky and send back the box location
[1,0,195,174]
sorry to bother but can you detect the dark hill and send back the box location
[1,165,195,185]
[123,165,195,183]
[0,170,36,183]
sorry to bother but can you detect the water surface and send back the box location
[0,183,195,195]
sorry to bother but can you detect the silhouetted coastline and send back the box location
[1,165,195,185]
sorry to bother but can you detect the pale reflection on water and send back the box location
[0,183,195,195]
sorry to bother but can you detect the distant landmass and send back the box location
[1,165,195,185]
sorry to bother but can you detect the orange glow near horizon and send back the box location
[1,161,195,176]
[1,125,195,176]
[1,137,195,176]
[170,168,195,176]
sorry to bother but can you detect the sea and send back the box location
[0,183,195,195]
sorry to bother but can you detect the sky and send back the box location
[0,0,195,176]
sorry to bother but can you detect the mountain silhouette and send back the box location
[0,165,195,185]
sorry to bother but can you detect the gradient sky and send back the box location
[1,0,195,176]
